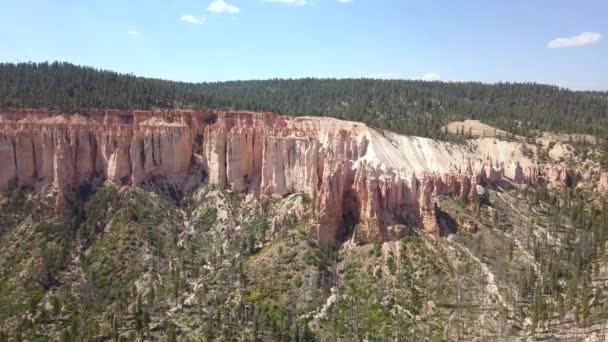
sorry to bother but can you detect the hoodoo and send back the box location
[0,108,570,243]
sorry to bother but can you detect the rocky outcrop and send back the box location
[130,118,193,184]
[0,109,572,244]
[599,172,608,193]
[0,112,195,191]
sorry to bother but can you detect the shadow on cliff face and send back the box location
[337,190,360,243]
[487,179,513,192]
[194,135,205,155]
[140,177,183,203]
[437,209,458,237]
[338,210,359,243]
[204,114,218,125]
[77,183,94,202]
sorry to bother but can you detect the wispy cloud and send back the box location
[262,0,310,6]
[208,0,240,14]
[547,32,601,48]
[347,72,402,79]
[367,72,401,79]
[180,15,206,24]
[414,73,441,81]
[337,0,352,3]
[127,30,141,37]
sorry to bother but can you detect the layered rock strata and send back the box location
[0,109,570,244]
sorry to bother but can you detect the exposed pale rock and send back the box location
[131,120,192,184]
[0,135,16,191]
[312,161,348,243]
[53,131,75,190]
[599,172,608,193]
[0,110,195,191]
[0,109,576,244]
[444,120,511,138]
[544,164,571,187]
[15,132,38,185]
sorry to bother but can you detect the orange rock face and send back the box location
[0,112,194,191]
[0,109,571,244]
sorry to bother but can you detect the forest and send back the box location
[1,61,608,139]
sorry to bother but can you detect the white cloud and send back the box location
[208,0,240,14]
[547,32,601,48]
[415,73,441,81]
[180,15,206,24]
[337,0,352,3]
[262,0,310,6]
[127,30,141,37]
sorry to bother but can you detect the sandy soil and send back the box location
[444,120,511,138]
[537,131,597,146]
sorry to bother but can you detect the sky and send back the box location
[0,0,606,90]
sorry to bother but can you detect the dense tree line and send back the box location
[1,62,608,139]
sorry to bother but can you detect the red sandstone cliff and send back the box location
[0,109,572,244]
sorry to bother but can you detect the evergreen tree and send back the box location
[2,62,608,140]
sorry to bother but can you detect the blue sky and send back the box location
[1,0,606,90]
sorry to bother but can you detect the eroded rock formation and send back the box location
[0,109,572,244]
[599,172,608,193]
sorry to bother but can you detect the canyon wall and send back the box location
[0,109,571,244]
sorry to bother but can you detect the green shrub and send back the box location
[371,241,382,258]
[387,256,397,275]
[29,289,45,311]
[197,208,218,232]
[41,245,69,274]
[35,222,68,239]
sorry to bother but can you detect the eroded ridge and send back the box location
[0,109,571,243]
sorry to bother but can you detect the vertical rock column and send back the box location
[312,161,348,244]
[0,134,16,191]
[97,126,133,184]
[420,176,440,237]
[130,123,193,185]
[203,125,228,188]
[14,132,38,185]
